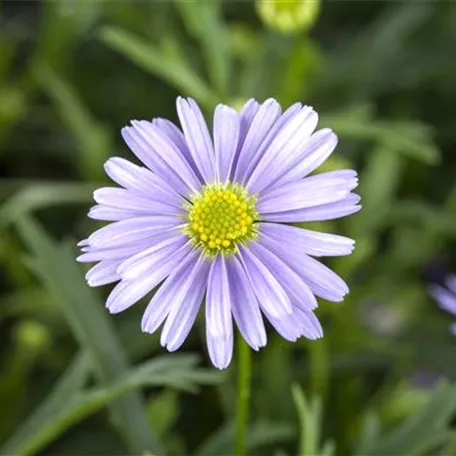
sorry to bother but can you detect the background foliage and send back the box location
[1,1,456,455]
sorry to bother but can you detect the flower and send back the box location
[77,97,360,369]
[256,0,320,34]
[429,276,456,335]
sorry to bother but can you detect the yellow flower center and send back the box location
[185,184,258,256]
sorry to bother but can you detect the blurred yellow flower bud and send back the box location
[15,320,50,353]
[228,97,250,112]
[256,0,320,34]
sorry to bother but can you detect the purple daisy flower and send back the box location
[429,276,456,335]
[77,97,360,369]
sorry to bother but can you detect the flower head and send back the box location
[429,276,456,335]
[77,97,360,369]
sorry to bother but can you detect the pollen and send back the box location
[184,183,258,256]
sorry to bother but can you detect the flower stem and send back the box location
[235,334,251,456]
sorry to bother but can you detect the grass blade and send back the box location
[3,355,222,456]
[15,215,160,455]
[99,25,218,110]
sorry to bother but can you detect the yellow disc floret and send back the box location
[184,183,258,256]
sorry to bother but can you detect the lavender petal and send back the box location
[259,223,355,257]
[160,252,210,351]
[213,104,241,183]
[206,255,233,369]
[226,255,267,350]
[237,245,292,318]
[176,97,216,184]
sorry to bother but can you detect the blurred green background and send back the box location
[1,1,456,455]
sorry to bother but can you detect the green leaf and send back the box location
[33,63,112,181]
[3,355,222,456]
[355,146,403,234]
[323,109,440,165]
[99,26,218,109]
[194,420,295,456]
[292,384,321,456]
[0,182,94,230]
[176,0,230,97]
[28,0,102,73]
[365,383,456,455]
[15,215,160,455]
[279,37,323,105]
[389,200,456,238]
[354,411,382,455]
[147,390,179,438]
[1,352,91,455]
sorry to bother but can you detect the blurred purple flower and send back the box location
[77,97,360,369]
[429,276,456,335]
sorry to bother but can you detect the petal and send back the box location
[261,193,361,222]
[87,216,183,249]
[229,98,260,177]
[238,102,304,185]
[445,275,456,295]
[152,118,201,177]
[106,240,192,314]
[260,234,349,302]
[160,252,210,351]
[104,157,183,206]
[130,120,201,192]
[269,128,338,191]
[117,235,189,280]
[85,261,120,287]
[429,284,456,316]
[259,223,355,257]
[247,106,318,194]
[264,308,301,341]
[237,245,292,318]
[294,308,323,339]
[121,125,194,196]
[213,104,241,183]
[226,255,267,350]
[77,243,146,263]
[265,307,323,342]
[206,255,233,369]
[232,98,282,183]
[238,99,260,145]
[141,248,199,334]
[249,241,317,310]
[88,204,145,221]
[93,187,184,215]
[258,171,358,214]
[176,97,215,184]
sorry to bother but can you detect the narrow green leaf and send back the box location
[0,182,94,230]
[2,352,91,455]
[369,383,456,455]
[354,411,382,455]
[319,440,336,456]
[194,421,295,456]
[176,0,229,97]
[147,391,179,438]
[355,146,403,234]
[3,355,221,456]
[323,112,440,165]
[15,215,160,455]
[99,26,218,109]
[33,63,112,181]
[390,200,456,238]
[292,384,322,456]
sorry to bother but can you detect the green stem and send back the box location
[235,334,252,456]
[309,338,329,402]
